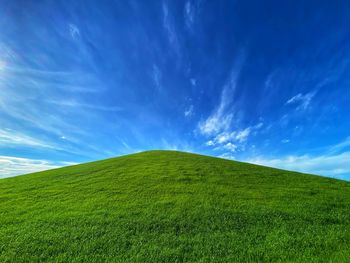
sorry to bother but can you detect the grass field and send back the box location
[0,150,350,262]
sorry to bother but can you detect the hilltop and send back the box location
[0,150,349,262]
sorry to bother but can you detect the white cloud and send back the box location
[211,126,253,145]
[69,24,80,39]
[184,1,194,30]
[198,53,245,136]
[279,114,289,127]
[223,142,237,152]
[184,105,194,117]
[0,128,55,149]
[190,78,196,86]
[215,132,233,144]
[286,91,316,111]
[0,156,75,178]
[198,86,234,136]
[152,64,162,90]
[162,2,180,56]
[48,99,122,112]
[254,122,264,129]
[235,128,251,143]
[204,119,264,154]
[0,44,18,64]
[218,152,235,160]
[245,151,350,180]
[329,136,350,154]
[121,140,130,149]
[206,140,215,146]
[0,60,116,159]
[0,65,100,137]
[199,112,232,136]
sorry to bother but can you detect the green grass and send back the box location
[0,150,350,262]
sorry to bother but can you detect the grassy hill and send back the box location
[0,150,349,262]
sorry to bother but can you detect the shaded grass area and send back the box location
[0,150,349,262]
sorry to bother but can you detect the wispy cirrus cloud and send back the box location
[328,136,350,154]
[184,105,194,117]
[69,23,80,40]
[162,1,181,56]
[47,99,122,112]
[0,62,104,136]
[0,73,118,160]
[0,155,76,178]
[0,43,115,156]
[198,86,234,136]
[286,91,316,111]
[184,1,194,30]
[198,53,245,136]
[198,76,237,136]
[197,54,267,155]
[152,64,162,91]
[245,151,350,181]
[235,128,251,143]
[0,129,55,149]
[0,128,108,160]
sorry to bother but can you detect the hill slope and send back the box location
[0,150,350,262]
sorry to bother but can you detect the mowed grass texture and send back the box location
[0,151,350,262]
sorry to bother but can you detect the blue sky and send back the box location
[1,0,350,180]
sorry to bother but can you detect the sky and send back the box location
[0,0,350,180]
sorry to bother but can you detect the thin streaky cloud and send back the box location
[152,64,162,91]
[69,23,80,39]
[245,151,350,180]
[47,99,123,112]
[162,1,181,56]
[184,105,194,117]
[286,91,316,111]
[184,1,194,30]
[0,128,56,149]
[198,53,245,136]
[0,155,74,178]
